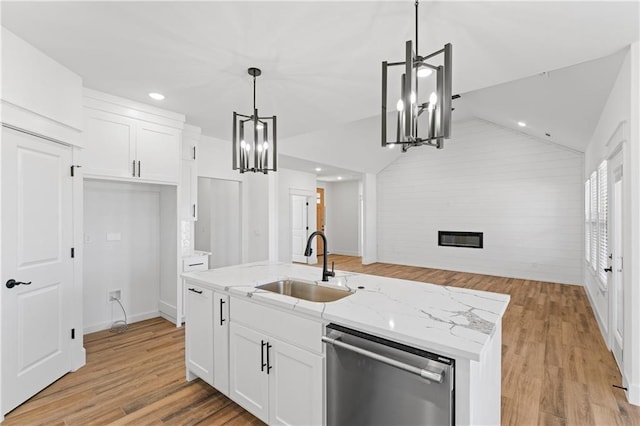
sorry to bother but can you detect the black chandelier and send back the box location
[232,67,277,173]
[382,0,453,151]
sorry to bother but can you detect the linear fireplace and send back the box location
[438,231,483,249]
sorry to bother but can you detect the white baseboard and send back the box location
[83,310,160,334]
[625,377,640,406]
[329,250,360,257]
[583,282,609,348]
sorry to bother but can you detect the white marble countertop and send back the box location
[182,261,510,361]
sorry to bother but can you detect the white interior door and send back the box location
[1,127,73,415]
[291,195,308,263]
[609,151,624,371]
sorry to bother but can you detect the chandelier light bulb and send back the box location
[256,122,264,130]
[245,144,251,152]
[396,99,404,112]
[263,141,269,150]
[240,140,246,149]
[417,65,433,78]
[257,144,263,153]
[428,92,438,109]
[410,91,417,104]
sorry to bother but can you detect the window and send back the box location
[598,161,608,283]
[584,160,608,287]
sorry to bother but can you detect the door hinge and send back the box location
[70,165,82,177]
[71,328,75,339]
[71,247,75,258]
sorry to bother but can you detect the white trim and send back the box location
[82,311,161,334]
[1,100,82,147]
[584,278,609,346]
[83,88,185,129]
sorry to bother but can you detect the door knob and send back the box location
[6,279,32,289]
[604,267,613,273]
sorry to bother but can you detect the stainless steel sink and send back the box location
[256,279,352,303]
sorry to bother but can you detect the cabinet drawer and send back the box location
[231,297,323,354]
[183,256,208,272]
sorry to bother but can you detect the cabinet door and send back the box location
[185,284,214,386]
[180,160,198,221]
[84,109,136,178]
[269,339,324,426]
[136,123,180,183]
[213,292,230,395]
[182,136,198,161]
[229,322,269,423]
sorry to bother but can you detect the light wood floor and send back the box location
[4,255,640,425]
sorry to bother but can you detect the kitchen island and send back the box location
[182,261,510,425]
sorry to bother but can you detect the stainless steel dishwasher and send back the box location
[324,323,454,426]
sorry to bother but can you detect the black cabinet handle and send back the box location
[193,146,196,160]
[132,160,136,177]
[193,204,196,218]
[219,299,226,326]
[187,287,203,294]
[261,340,267,372]
[6,279,32,289]
[188,263,204,267]
[604,267,613,272]
[137,161,141,177]
[266,342,273,374]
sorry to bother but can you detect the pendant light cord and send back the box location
[415,0,419,57]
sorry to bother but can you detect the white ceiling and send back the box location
[1,1,638,158]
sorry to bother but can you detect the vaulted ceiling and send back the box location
[2,1,638,157]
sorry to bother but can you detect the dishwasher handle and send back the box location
[322,336,444,384]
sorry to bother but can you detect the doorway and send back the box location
[195,178,241,268]
[2,126,73,415]
[291,194,310,263]
[609,148,624,372]
[316,188,325,256]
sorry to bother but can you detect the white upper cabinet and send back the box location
[82,89,185,184]
[84,109,136,178]
[180,125,201,220]
[136,122,181,183]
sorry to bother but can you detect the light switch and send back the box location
[106,232,121,241]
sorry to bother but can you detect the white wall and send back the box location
[324,180,360,256]
[195,178,242,268]
[1,27,83,145]
[583,50,630,338]
[83,180,163,333]
[377,118,584,285]
[277,168,317,263]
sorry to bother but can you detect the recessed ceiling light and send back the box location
[315,167,322,172]
[337,176,343,180]
[517,121,527,127]
[149,92,165,101]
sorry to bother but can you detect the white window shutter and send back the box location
[585,180,590,263]
[590,172,598,270]
[598,161,608,284]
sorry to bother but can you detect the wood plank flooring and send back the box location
[4,255,640,425]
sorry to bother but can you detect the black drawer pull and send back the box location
[219,299,226,326]
[261,340,267,372]
[188,263,204,267]
[188,288,203,294]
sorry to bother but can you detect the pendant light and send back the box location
[381,0,453,152]
[232,67,277,173]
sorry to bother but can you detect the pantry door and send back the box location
[291,195,309,263]
[1,126,73,415]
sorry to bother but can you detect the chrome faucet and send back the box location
[304,231,335,282]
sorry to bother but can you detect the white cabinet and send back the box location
[181,160,198,220]
[184,280,229,396]
[229,298,324,425]
[180,125,200,221]
[84,109,136,179]
[185,284,214,385]
[182,252,209,272]
[83,94,183,184]
[213,292,230,395]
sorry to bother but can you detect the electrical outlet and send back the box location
[108,289,121,301]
